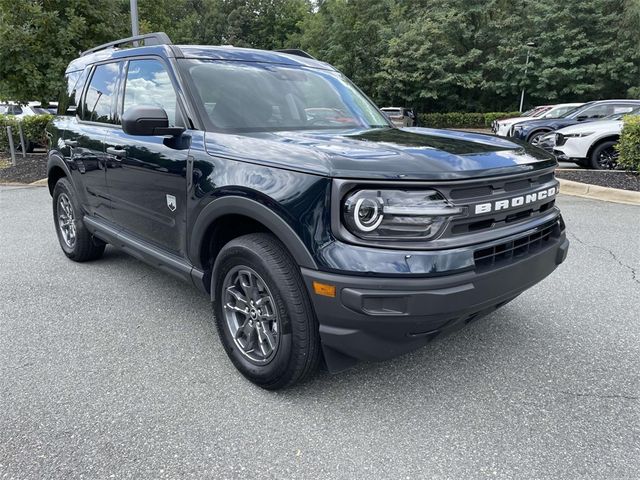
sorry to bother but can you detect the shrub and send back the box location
[617,114,640,172]
[418,111,521,129]
[0,114,52,152]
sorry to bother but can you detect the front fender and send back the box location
[46,151,74,195]
[189,195,318,275]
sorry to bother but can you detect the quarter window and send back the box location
[123,59,178,126]
[82,62,121,123]
[58,68,89,116]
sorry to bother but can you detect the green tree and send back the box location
[0,0,128,104]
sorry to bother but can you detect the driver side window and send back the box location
[123,59,179,126]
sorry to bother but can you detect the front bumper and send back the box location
[302,226,569,372]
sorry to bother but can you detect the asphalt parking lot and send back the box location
[1,186,639,479]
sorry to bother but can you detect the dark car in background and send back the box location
[509,100,640,145]
[380,107,416,127]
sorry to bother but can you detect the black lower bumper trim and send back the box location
[302,234,569,373]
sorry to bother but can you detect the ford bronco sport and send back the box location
[47,33,569,389]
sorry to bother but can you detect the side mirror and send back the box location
[576,115,588,121]
[122,105,184,137]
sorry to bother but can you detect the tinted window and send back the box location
[576,104,634,119]
[82,62,120,123]
[185,60,389,132]
[58,68,89,116]
[123,59,178,126]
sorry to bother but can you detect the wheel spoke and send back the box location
[225,302,248,316]
[226,285,248,306]
[222,265,281,364]
[261,325,277,350]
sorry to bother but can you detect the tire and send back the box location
[52,177,106,262]
[212,233,321,389]
[527,130,549,145]
[587,140,618,170]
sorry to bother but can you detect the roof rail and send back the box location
[81,32,172,57]
[274,49,316,60]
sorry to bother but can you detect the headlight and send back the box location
[343,189,463,240]
[563,131,594,138]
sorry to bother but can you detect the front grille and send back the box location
[555,133,567,146]
[443,170,558,238]
[473,220,559,271]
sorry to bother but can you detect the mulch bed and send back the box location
[556,169,640,192]
[0,151,48,184]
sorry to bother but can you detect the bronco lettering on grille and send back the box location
[474,186,558,215]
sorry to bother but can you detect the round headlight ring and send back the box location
[353,197,383,232]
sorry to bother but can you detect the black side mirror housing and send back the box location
[122,105,184,137]
[576,115,588,121]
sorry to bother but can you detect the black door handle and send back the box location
[106,146,127,158]
[64,139,78,147]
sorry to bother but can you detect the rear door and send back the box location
[104,57,189,256]
[62,61,123,220]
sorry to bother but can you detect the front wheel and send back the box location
[52,177,106,262]
[587,140,619,170]
[212,233,321,389]
[528,130,549,146]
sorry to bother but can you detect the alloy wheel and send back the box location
[222,266,280,364]
[57,193,77,248]
[597,146,619,169]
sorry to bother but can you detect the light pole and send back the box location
[130,0,139,37]
[519,41,537,112]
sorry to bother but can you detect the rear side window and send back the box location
[123,59,178,126]
[58,68,89,116]
[82,62,121,124]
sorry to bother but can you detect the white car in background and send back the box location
[553,109,639,169]
[0,102,52,118]
[493,103,583,137]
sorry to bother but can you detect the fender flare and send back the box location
[46,152,74,194]
[189,196,318,273]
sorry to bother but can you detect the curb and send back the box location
[559,178,640,206]
[0,178,47,188]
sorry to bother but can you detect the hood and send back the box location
[498,116,535,127]
[516,118,580,130]
[557,119,622,135]
[204,127,556,181]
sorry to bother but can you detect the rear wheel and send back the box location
[212,233,321,389]
[52,177,105,262]
[587,140,618,170]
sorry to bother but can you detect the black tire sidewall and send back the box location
[213,242,298,386]
[52,177,104,260]
[52,178,78,256]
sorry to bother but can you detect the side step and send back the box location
[83,216,207,294]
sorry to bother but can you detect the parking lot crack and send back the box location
[568,232,639,286]
[560,391,639,401]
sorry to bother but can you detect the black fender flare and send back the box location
[46,152,74,195]
[189,196,318,274]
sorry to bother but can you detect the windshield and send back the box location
[541,105,581,119]
[183,60,390,132]
[562,104,590,118]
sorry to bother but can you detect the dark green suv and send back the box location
[47,33,569,389]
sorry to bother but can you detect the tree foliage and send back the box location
[1,0,638,112]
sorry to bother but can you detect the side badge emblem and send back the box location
[166,194,177,212]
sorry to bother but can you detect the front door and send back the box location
[104,58,189,256]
